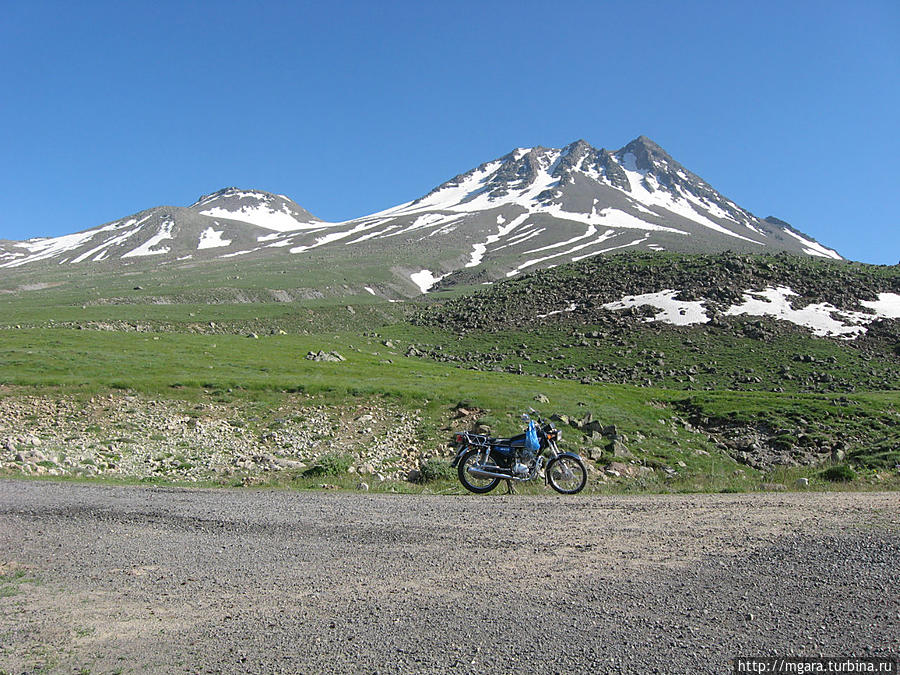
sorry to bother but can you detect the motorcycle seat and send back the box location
[493,433,526,448]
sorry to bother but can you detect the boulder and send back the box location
[611,440,632,459]
[605,461,639,478]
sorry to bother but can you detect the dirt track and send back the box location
[1,480,897,673]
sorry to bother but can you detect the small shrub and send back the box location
[820,464,856,482]
[417,457,455,483]
[304,453,353,477]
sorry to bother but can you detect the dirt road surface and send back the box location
[1,480,897,673]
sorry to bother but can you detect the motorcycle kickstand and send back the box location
[505,479,517,495]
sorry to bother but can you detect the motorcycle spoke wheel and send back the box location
[458,449,501,494]
[546,456,587,494]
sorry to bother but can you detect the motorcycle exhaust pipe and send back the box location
[467,466,528,481]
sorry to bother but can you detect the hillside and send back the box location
[409,253,900,391]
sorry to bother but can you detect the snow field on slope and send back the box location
[781,229,842,260]
[465,214,530,268]
[597,286,900,339]
[122,220,175,258]
[70,216,152,263]
[618,152,763,245]
[724,287,868,338]
[199,203,324,232]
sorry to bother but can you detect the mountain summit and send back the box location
[0,137,842,294]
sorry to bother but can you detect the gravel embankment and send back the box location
[0,392,425,482]
[1,480,897,673]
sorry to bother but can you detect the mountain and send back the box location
[0,137,843,294]
[0,188,324,269]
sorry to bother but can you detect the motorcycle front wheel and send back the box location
[546,455,587,494]
[457,448,501,494]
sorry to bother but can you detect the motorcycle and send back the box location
[450,409,587,494]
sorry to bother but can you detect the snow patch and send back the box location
[465,213,530,268]
[599,285,897,339]
[410,269,445,294]
[199,203,324,232]
[197,227,232,249]
[724,287,868,338]
[602,290,710,326]
[570,236,651,262]
[491,228,546,252]
[508,228,617,276]
[860,293,900,318]
[122,220,175,258]
[537,302,578,319]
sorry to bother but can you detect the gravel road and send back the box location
[1,480,897,674]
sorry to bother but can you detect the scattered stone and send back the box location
[305,350,345,362]
[796,478,809,488]
[761,483,788,492]
[533,394,550,404]
[356,482,370,491]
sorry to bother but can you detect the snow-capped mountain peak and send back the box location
[0,137,843,291]
[190,187,321,232]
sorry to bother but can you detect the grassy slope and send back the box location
[0,252,898,491]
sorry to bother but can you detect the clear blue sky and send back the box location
[2,0,897,263]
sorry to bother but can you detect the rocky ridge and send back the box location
[416,252,900,333]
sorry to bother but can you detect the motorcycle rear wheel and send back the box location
[457,448,501,494]
[546,455,587,494]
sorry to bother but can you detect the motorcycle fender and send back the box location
[450,445,468,468]
[546,452,583,480]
